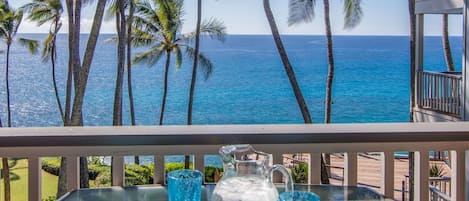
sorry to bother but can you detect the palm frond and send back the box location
[185,46,213,80]
[288,0,315,26]
[18,38,39,54]
[185,18,226,42]
[343,0,363,30]
[133,44,165,66]
[41,32,54,62]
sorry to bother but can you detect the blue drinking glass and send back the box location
[279,191,320,201]
[167,170,203,201]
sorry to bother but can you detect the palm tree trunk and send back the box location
[51,34,65,123]
[159,52,171,126]
[185,0,202,170]
[263,0,329,184]
[324,0,334,124]
[408,0,416,200]
[127,0,138,165]
[442,14,454,72]
[128,0,136,127]
[113,2,126,126]
[57,157,67,198]
[323,0,335,176]
[58,0,77,197]
[262,0,312,124]
[64,0,74,126]
[187,0,202,126]
[2,158,10,201]
[70,0,107,126]
[6,42,11,128]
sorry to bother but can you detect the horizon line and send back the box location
[17,32,463,37]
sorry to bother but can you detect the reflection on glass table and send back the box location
[57,184,393,201]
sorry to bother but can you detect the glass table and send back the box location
[58,184,392,201]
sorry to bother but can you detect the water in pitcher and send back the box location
[211,175,279,201]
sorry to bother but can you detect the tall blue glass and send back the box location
[167,170,203,201]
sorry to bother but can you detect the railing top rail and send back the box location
[0,122,469,147]
[420,71,462,79]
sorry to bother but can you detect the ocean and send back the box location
[0,34,462,166]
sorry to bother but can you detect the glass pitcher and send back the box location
[212,144,293,201]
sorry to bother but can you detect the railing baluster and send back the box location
[112,156,125,186]
[309,153,321,184]
[195,154,205,179]
[414,150,429,201]
[450,150,466,201]
[381,152,394,198]
[344,152,357,186]
[154,155,164,184]
[28,157,41,201]
[66,156,79,192]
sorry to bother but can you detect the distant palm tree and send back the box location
[132,0,225,125]
[0,1,38,200]
[22,0,65,123]
[263,0,313,124]
[442,14,454,72]
[288,0,362,183]
[288,0,362,124]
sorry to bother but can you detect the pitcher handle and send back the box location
[267,164,294,193]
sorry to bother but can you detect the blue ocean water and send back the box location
[0,34,462,166]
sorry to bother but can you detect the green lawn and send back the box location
[1,159,58,201]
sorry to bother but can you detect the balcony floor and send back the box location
[328,154,450,200]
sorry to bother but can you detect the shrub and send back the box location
[429,164,445,177]
[291,162,308,184]
[205,166,223,183]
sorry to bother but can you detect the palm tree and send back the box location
[287,0,362,183]
[0,1,38,200]
[288,0,362,124]
[132,0,225,126]
[22,0,65,123]
[56,0,107,197]
[110,0,127,126]
[264,0,330,184]
[187,0,202,126]
[442,14,454,72]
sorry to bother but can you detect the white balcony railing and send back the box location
[0,123,468,201]
[417,71,462,117]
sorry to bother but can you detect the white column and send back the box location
[154,155,165,185]
[451,150,465,201]
[112,156,125,186]
[66,156,80,192]
[309,153,321,184]
[272,154,283,183]
[463,0,469,120]
[415,13,425,115]
[380,152,394,198]
[344,152,357,186]
[194,154,205,180]
[466,150,469,201]
[28,157,42,201]
[414,151,429,201]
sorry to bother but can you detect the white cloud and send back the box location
[19,17,117,34]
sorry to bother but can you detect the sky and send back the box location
[12,0,464,36]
